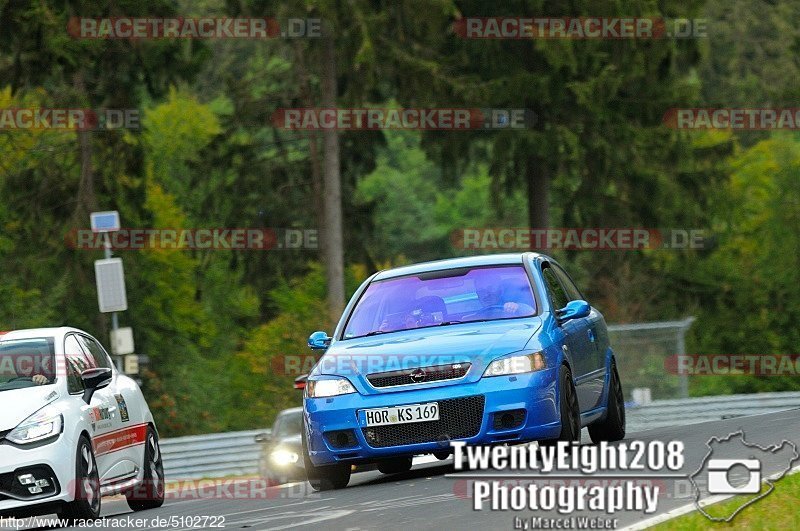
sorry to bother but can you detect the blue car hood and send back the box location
[312,318,542,388]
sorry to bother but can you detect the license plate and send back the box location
[361,402,440,427]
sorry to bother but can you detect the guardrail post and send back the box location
[677,317,696,399]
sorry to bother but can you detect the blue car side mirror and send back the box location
[308,331,332,350]
[556,300,591,322]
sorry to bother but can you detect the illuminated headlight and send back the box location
[484,352,546,377]
[270,449,299,466]
[7,406,63,445]
[306,377,356,398]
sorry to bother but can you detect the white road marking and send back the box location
[217,499,328,518]
[362,493,456,511]
[231,509,355,530]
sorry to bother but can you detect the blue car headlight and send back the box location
[484,351,546,377]
[306,377,357,398]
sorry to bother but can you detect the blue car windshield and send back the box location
[343,265,536,339]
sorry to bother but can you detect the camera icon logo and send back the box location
[689,430,799,522]
[706,458,761,494]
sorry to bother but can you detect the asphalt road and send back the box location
[12,408,800,530]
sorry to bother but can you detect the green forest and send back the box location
[2,0,799,436]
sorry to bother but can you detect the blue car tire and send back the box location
[303,421,351,490]
[588,361,626,442]
[543,365,581,445]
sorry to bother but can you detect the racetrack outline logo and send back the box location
[689,430,799,522]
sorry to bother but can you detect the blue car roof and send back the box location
[373,252,547,281]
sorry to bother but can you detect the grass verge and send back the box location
[654,471,800,530]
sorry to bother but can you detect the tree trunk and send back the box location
[72,72,98,221]
[76,130,96,212]
[526,154,550,249]
[321,29,345,323]
[293,41,325,238]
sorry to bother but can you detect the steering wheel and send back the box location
[7,376,34,382]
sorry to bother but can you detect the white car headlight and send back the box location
[270,448,299,466]
[306,377,356,398]
[7,405,63,445]
[484,352,546,377]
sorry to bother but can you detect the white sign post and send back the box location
[95,258,128,313]
[90,211,121,233]
[123,354,139,375]
[110,327,135,356]
[91,210,127,372]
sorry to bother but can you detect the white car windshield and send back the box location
[274,411,303,438]
[343,265,536,339]
[0,337,56,392]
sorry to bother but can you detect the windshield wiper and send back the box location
[356,317,508,338]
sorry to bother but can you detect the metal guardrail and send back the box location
[159,392,800,479]
[608,317,695,399]
[161,428,269,480]
[626,391,800,433]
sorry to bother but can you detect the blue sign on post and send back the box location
[90,211,120,233]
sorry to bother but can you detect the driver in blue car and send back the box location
[473,275,534,318]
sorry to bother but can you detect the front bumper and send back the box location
[0,435,74,515]
[305,367,560,466]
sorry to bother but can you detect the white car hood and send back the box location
[0,386,59,432]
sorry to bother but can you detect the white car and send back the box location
[0,327,164,522]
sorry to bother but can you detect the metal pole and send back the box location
[677,316,696,399]
[103,232,123,372]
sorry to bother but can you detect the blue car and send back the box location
[302,253,625,490]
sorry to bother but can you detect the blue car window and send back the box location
[542,266,569,311]
[343,265,536,339]
[552,263,584,301]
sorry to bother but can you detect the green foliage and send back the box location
[127,100,260,435]
[689,133,800,395]
[355,128,527,263]
[228,264,367,430]
[2,0,800,437]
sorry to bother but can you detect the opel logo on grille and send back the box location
[410,368,426,383]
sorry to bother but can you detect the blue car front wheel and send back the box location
[303,421,351,490]
[542,365,581,445]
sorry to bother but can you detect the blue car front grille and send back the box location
[367,363,471,388]
[362,395,485,448]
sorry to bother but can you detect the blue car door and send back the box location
[552,263,606,410]
[541,264,595,412]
